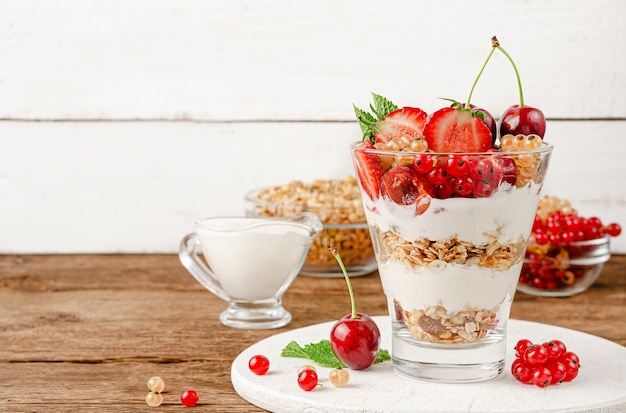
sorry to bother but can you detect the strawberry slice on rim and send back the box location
[353,141,383,201]
[423,107,492,153]
[374,107,428,144]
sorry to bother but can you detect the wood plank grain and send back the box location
[0,254,624,411]
[0,0,624,120]
[1,120,625,254]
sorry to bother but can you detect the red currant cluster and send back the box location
[248,354,350,391]
[532,211,621,246]
[410,153,517,199]
[520,201,621,291]
[511,339,580,387]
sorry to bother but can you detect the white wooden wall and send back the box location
[1,0,625,253]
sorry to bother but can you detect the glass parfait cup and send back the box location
[351,137,553,382]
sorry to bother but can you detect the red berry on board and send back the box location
[181,389,199,407]
[547,361,567,384]
[297,368,319,391]
[562,358,580,382]
[543,341,565,361]
[515,339,534,358]
[531,366,552,388]
[511,359,533,384]
[248,354,270,375]
[524,344,549,366]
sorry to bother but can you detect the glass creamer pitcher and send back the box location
[179,213,322,329]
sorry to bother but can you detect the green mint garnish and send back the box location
[353,93,398,143]
[281,339,391,368]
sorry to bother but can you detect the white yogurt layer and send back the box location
[378,259,522,314]
[363,183,543,315]
[364,183,541,246]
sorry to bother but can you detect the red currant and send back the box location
[515,339,533,358]
[248,355,270,375]
[524,344,549,366]
[604,222,622,237]
[561,351,580,367]
[562,358,580,382]
[531,366,552,388]
[511,359,533,384]
[542,340,564,361]
[297,369,318,391]
[413,153,435,173]
[547,361,567,384]
[181,389,199,407]
[446,155,470,177]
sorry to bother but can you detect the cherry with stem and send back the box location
[328,245,381,370]
[494,36,546,137]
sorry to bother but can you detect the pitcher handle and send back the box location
[178,233,230,302]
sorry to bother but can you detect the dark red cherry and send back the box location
[330,312,381,370]
[500,104,546,137]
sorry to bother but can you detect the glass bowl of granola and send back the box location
[244,177,377,277]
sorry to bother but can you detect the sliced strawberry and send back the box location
[353,141,383,201]
[423,107,492,153]
[375,107,428,144]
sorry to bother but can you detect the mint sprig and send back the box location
[281,339,390,368]
[353,93,398,143]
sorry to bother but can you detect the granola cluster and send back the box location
[248,177,374,268]
[402,304,498,344]
[381,230,526,271]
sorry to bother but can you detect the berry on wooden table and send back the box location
[180,389,199,407]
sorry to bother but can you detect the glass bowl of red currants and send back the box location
[517,196,621,297]
[244,177,377,277]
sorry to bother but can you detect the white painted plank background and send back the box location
[1,0,625,253]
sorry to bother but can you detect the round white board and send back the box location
[231,316,626,413]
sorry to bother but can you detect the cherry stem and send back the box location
[464,37,498,109]
[494,37,525,107]
[329,245,358,319]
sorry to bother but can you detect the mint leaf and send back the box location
[281,340,310,359]
[371,93,397,119]
[353,104,377,142]
[281,339,391,368]
[281,339,345,368]
[375,348,391,363]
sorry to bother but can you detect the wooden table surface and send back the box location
[1,254,624,412]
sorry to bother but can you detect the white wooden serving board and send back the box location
[231,316,626,413]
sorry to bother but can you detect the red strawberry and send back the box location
[374,107,427,144]
[353,141,383,201]
[423,107,492,153]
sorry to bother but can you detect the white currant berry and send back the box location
[147,376,165,393]
[329,368,350,387]
[146,391,163,407]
